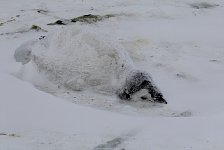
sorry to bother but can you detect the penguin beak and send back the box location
[154,97,167,104]
[162,99,168,104]
[140,94,167,104]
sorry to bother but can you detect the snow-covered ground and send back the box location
[1,0,224,149]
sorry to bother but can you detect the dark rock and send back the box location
[71,14,103,23]
[39,36,46,40]
[36,9,48,14]
[47,20,67,25]
[30,25,47,32]
[30,25,42,31]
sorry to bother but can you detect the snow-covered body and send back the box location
[15,27,132,91]
[15,27,166,103]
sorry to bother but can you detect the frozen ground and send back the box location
[1,0,224,149]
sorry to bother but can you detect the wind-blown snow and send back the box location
[1,0,224,149]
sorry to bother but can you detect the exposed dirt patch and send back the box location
[0,25,47,36]
[48,14,117,25]
[190,2,219,9]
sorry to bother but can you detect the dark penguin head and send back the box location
[118,71,167,104]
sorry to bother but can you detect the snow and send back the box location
[1,0,224,149]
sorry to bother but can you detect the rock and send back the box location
[47,20,67,25]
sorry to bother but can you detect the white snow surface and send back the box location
[1,0,224,149]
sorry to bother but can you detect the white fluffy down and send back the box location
[15,27,135,93]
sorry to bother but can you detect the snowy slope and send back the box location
[1,0,224,149]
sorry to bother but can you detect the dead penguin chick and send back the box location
[14,27,167,105]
